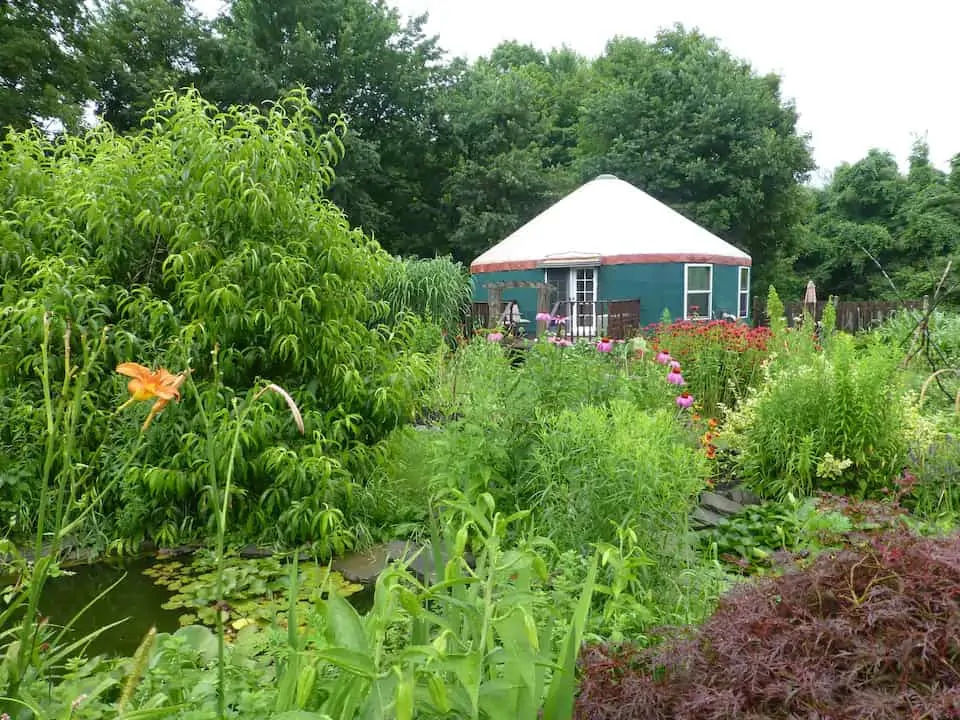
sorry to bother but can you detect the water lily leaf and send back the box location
[178,613,197,626]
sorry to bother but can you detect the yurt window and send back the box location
[738,267,751,318]
[684,264,712,320]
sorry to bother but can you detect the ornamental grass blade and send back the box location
[255,382,305,434]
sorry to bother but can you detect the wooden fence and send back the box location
[751,297,926,333]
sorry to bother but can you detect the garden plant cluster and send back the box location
[0,91,959,719]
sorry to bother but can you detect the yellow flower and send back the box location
[115,362,187,431]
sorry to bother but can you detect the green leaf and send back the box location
[314,648,377,679]
[320,579,370,655]
[542,552,598,720]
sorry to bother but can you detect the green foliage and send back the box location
[0,0,90,132]
[288,492,598,720]
[198,0,453,259]
[723,334,909,499]
[766,285,786,336]
[87,0,210,132]
[701,496,852,575]
[525,402,705,555]
[903,434,960,520]
[377,255,473,341]
[437,46,586,260]
[786,140,960,301]
[362,339,717,642]
[0,88,435,547]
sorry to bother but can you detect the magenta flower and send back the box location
[487,332,504,343]
[536,312,552,322]
[669,359,681,370]
[676,391,694,409]
[656,351,672,364]
[596,337,613,352]
[667,366,685,385]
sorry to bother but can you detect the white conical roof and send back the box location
[470,174,750,273]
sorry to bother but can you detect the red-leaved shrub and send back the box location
[576,530,960,719]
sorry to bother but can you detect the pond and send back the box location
[38,552,376,658]
[40,557,184,657]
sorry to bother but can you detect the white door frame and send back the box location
[545,267,598,337]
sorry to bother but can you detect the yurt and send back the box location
[470,174,752,335]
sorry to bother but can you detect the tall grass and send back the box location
[378,255,473,338]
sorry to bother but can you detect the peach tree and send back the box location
[0,88,434,549]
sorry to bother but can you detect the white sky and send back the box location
[195,0,959,178]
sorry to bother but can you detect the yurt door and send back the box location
[572,268,597,337]
[546,267,597,338]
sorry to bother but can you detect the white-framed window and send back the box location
[738,266,751,319]
[684,264,713,320]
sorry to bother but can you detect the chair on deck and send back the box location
[498,300,528,336]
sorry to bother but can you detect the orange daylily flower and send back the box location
[116,362,187,431]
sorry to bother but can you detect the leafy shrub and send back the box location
[722,333,908,499]
[575,530,960,720]
[902,433,960,519]
[370,338,720,642]
[647,319,771,416]
[0,89,434,547]
[524,401,705,555]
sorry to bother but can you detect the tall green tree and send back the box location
[197,0,451,256]
[87,0,210,132]
[787,140,960,300]
[576,26,814,282]
[0,0,90,132]
[438,43,587,262]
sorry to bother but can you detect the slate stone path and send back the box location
[691,483,761,529]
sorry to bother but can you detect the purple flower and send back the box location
[596,337,613,352]
[536,312,552,322]
[669,359,681,370]
[667,366,685,385]
[676,391,694,408]
[656,351,672,364]
[487,332,503,343]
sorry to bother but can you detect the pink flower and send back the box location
[487,332,503,343]
[656,351,672,364]
[536,312,552,322]
[669,359,681,370]
[667,366,685,385]
[596,337,613,352]
[676,391,694,409]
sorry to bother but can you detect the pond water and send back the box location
[37,555,376,658]
[40,557,183,658]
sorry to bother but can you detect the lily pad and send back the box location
[142,551,362,639]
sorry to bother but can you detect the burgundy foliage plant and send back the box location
[575,530,960,719]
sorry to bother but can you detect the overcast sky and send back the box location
[195,0,958,179]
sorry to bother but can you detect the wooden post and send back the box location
[487,286,502,329]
